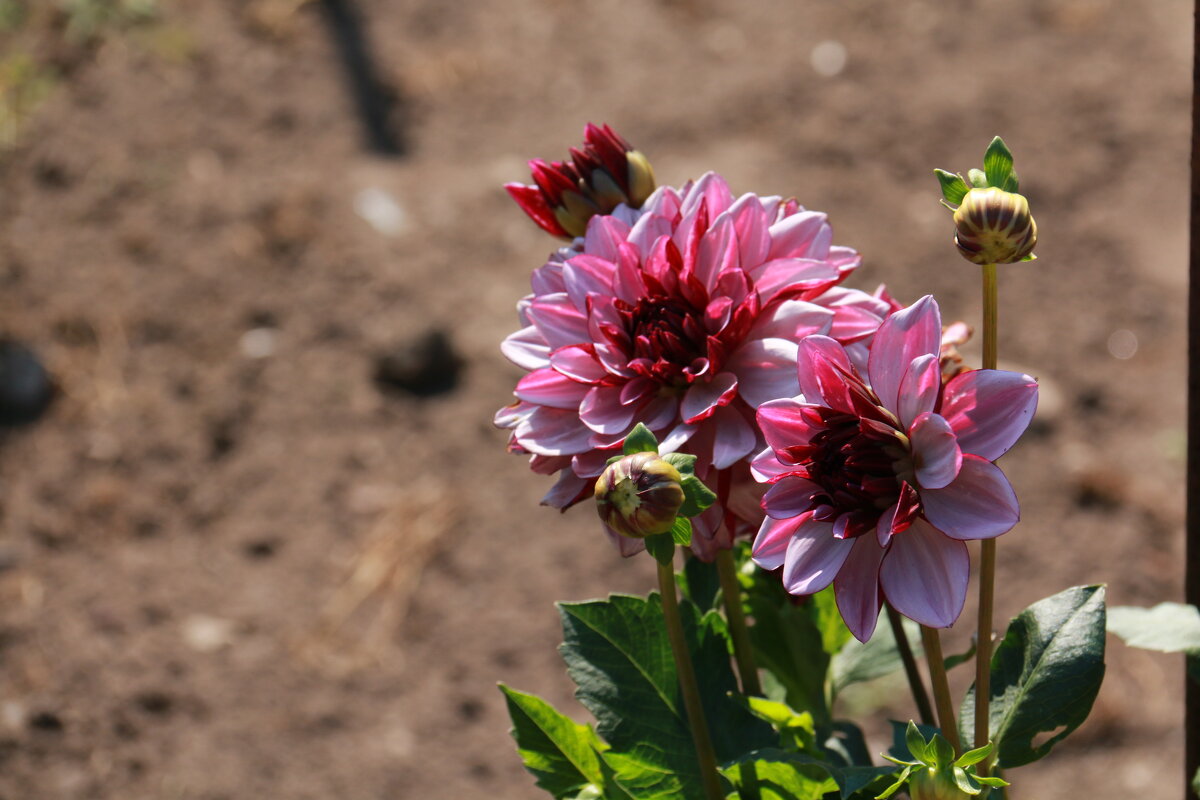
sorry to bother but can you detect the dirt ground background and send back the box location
[0,0,1190,797]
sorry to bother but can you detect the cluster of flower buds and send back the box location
[505,123,657,238]
[935,137,1037,265]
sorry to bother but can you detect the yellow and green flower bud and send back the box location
[908,767,978,800]
[952,187,1037,265]
[594,452,685,539]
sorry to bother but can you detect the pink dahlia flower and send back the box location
[751,295,1037,640]
[497,172,893,559]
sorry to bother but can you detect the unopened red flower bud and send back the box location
[594,452,684,539]
[952,187,1037,265]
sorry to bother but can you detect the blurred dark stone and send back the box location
[0,341,54,428]
[29,712,63,733]
[374,329,462,397]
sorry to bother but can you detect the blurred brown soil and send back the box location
[0,0,1190,797]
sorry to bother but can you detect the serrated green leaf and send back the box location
[968,168,988,188]
[670,517,692,547]
[1108,602,1200,653]
[831,612,923,697]
[660,451,697,477]
[558,594,773,799]
[622,423,658,456]
[678,475,717,518]
[746,569,831,722]
[983,136,1014,189]
[720,749,888,800]
[499,684,607,798]
[960,585,1107,769]
[934,169,969,205]
[644,533,674,566]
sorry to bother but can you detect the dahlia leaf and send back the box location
[670,516,693,547]
[622,423,659,456]
[644,533,675,566]
[960,584,1106,769]
[830,613,923,698]
[719,749,887,800]
[983,136,1014,189]
[559,594,773,798]
[678,475,717,518]
[1107,601,1200,653]
[933,169,969,206]
[499,684,609,799]
[677,553,722,612]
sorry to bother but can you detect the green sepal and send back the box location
[605,454,624,467]
[645,532,675,565]
[930,733,955,769]
[660,451,697,478]
[952,765,982,795]
[1193,766,1200,798]
[875,764,919,799]
[968,168,988,188]
[983,136,1014,189]
[975,775,1011,788]
[934,169,969,206]
[954,742,994,768]
[678,474,717,517]
[1020,253,1037,261]
[904,722,929,763]
[670,516,692,547]
[621,423,659,456]
[1002,171,1020,192]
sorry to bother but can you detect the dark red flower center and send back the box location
[618,294,714,389]
[785,408,909,539]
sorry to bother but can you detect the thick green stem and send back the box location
[975,262,999,771]
[920,624,961,754]
[887,605,934,726]
[716,547,763,697]
[658,559,725,800]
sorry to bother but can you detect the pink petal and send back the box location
[727,338,801,408]
[604,525,647,557]
[659,422,697,454]
[762,476,822,519]
[757,398,822,457]
[752,514,802,570]
[767,211,829,260]
[897,354,940,430]
[582,215,631,261]
[908,412,962,490]
[695,215,738,290]
[880,518,969,629]
[639,395,680,431]
[579,385,638,434]
[867,295,941,416]
[746,299,834,341]
[710,405,758,468]
[940,369,1039,461]
[540,471,590,509]
[827,303,886,344]
[681,372,739,424]
[515,368,590,410]
[876,482,919,546]
[531,261,567,295]
[751,258,840,304]
[680,171,735,219]
[612,243,647,304]
[797,335,856,413]
[501,325,551,371]
[563,255,616,311]
[751,446,799,482]
[920,454,1019,540]
[834,536,887,642]
[527,294,590,350]
[550,345,608,384]
[517,406,594,456]
[782,516,854,595]
[728,193,770,267]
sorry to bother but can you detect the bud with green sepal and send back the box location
[934,136,1036,265]
[876,722,1009,800]
[595,424,718,565]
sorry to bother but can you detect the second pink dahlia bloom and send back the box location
[497,172,892,558]
[751,296,1038,640]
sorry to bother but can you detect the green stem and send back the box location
[658,558,725,800]
[920,624,961,754]
[887,605,934,726]
[716,547,763,697]
[975,262,999,771]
